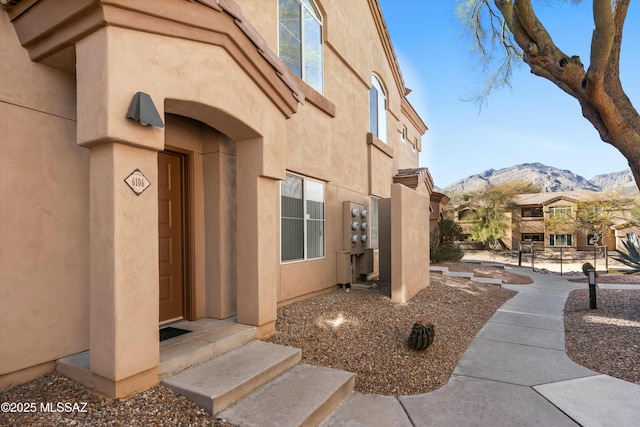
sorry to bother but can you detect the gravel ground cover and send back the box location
[0,373,235,427]
[568,274,640,284]
[565,288,640,385]
[3,264,638,426]
[266,274,517,395]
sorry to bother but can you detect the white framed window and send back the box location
[278,0,323,93]
[401,126,407,142]
[281,173,325,262]
[549,234,572,247]
[369,74,387,143]
[548,206,572,219]
[412,137,418,152]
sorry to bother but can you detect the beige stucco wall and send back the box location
[0,13,89,389]
[264,0,423,303]
[390,183,431,303]
[239,0,420,194]
[513,206,545,249]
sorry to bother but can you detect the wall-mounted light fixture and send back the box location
[126,92,165,128]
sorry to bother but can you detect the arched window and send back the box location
[370,74,387,143]
[278,0,323,93]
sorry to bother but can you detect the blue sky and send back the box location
[379,1,640,188]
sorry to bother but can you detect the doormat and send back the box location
[159,327,191,342]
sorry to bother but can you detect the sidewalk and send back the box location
[324,267,640,426]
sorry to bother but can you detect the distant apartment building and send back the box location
[453,190,638,251]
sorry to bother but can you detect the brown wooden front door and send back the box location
[158,151,184,322]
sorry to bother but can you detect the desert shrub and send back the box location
[432,219,463,244]
[431,243,464,263]
[616,233,640,274]
[430,219,464,263]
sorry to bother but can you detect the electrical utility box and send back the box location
[343,201,368,255]
[336,251,351,286]
[358,248,374,275]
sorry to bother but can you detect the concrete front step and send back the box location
[57,318,258,389]
[218,363,355,427]
[162,340,301,415]
[159,318,256,379]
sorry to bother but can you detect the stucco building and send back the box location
[1,0,433,396]
[453,190,637,251]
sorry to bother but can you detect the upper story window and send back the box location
[548,206,572,219]
[458,209,473,220]
[278,0,323,93]
[401,126,407,142]
[412,137,418,152]
[522,207,543,218]
[369,74,387,143]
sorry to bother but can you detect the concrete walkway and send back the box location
[324,267,640,426]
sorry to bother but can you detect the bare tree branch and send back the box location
[606,0,630,85]
[587,0,614,94]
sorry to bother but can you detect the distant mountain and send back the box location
[590,169,636,191]
[441,163,636,194]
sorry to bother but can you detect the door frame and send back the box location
[161,147,195,321]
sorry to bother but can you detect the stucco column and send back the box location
[203,135,237,319]
[76,28,163,397]
[235,138,279,338]
[87,142,160,397]
[391,183,431,303]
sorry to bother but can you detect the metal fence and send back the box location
[481,245,626,275]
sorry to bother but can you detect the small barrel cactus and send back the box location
[407,320,435,351]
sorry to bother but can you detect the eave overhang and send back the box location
[4,0,303,118]
[394,167,434,195]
